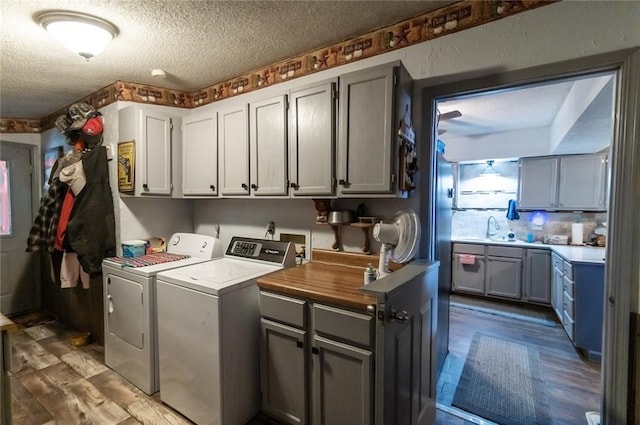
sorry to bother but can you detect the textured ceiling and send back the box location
[1,0,455,119]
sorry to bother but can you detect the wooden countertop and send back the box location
[0,313,17,332]
[258,261,377,311]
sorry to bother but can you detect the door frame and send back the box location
[416,48,640,424]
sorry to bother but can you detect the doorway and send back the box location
[420,49,640,425]
[0,141,40,316]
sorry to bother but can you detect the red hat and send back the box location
[82,115,103,135]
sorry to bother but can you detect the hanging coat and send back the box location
[65,146,116,274]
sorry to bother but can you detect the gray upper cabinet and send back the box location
[337,62,412,197]
[250,94,289,196]
[557,154,607,210]
[289,80,336,197]
[218,103,250,196]
[182,112,218,196]
[518,157,559,209]
[118,106,178,197]
[518,153,608,211]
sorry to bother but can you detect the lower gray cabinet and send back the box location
[261,319,308,425]
[524,249,551,304]
[312,336,372,425]
[259,291,373,425]
[485,246,523,300]
[452,244,485,295]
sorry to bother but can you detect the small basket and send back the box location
[121,240,148,258]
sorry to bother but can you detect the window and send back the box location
[0,160,12,235]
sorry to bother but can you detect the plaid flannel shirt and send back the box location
[26,179,68,253]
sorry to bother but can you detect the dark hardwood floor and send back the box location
[438,302,601,425]
[7,314,470,425]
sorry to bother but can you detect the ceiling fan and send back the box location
[437,109,462,135]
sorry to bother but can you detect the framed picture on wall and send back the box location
[117,140,135,193]
[42,146,64,192]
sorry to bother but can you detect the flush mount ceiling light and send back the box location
[35,11,119,60]
[480,160,501,176]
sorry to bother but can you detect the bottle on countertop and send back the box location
[364,263,377,285]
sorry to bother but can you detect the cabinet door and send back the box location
[312,335,372,425]
[289,81,336,196]
[486,256,522,299]
[140,108,173,195]
[558,154,607,210]
[182,113,217,196]
[261,319,307,425]
[250,94,288,196]
[219,104,250,195]
[452,253,485,294]
[524,249,551,304]
[338,65,395,194]
[518,157,559,209]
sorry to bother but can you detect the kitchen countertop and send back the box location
[452,237,606,265]
[257,262,376,311]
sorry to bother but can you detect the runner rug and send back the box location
[452,333,552,425]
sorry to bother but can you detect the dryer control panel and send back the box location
[226,237,296,267]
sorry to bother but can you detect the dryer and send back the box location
[156,236,296,425]
[102,233,223,394]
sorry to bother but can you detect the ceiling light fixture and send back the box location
[35,11,119,60]
[480,160,501,176]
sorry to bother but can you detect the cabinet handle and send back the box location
[241,183,248,190]
[296,340,303,348]
[251,183,258,190]
[312,347,319,355]
[290,182,299,190]
[389,309,409,324]
[143,183,149,191]
[209,184,215,191]
[338,179,349,186]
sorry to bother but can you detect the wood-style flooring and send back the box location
[438,301,601,425]
[7,315,468,425]
[7,303,600,425]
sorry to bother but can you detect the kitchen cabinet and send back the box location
[557,154,608,210]
[288,80,336,197]
[259,291,373,425]
[518,153,608,211]
[452,244,485,295]
[551,252,565,320]
[485,246,522,300]
[218,103,250,196]
[337,62,412,197]
[523,249,551,304]
[250,94,289,196]
[181,112,218,196]
[118,106,181,197]
[562,261,575,342]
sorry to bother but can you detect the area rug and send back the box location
[450,294,556,327]
[452,333,552,425]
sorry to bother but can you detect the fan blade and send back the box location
[439,110,462,120]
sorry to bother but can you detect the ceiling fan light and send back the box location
[35,11,118,60]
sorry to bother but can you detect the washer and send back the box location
[156,236,296,425]
[102,233,223,395]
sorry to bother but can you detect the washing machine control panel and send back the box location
[226,237,296,267]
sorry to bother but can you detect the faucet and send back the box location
[486,216,500,239]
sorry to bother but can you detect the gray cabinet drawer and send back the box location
[551,253,564,270]
[313,303,373,348]
[486,246,523,258]
[563,291,574,320]
[563,310,575,341]
[453,243,485,255]
[563,261,573,279]
[562,275,574,298]
[260,291,307,329]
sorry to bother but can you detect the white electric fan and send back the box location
[372,209,421,278]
